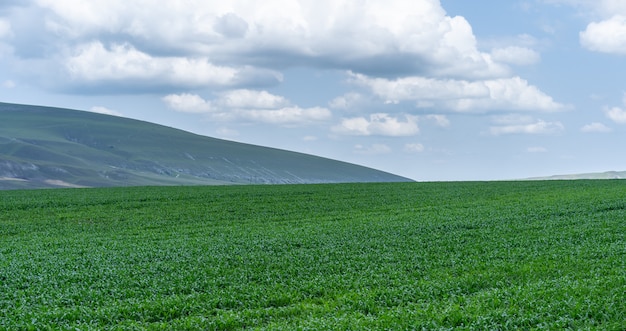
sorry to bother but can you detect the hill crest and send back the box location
[0,102,412,189]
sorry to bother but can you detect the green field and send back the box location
[0,181,624,330]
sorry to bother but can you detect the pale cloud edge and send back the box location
[163,91,331,126]
[580,122,612,132]
[332,113,420,137]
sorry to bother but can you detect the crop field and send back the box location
[0,181,624,330]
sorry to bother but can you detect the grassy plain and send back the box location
[0,181,624,330]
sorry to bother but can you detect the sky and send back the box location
[1,0,625,181]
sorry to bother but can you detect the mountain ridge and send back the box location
[0,102,412,189]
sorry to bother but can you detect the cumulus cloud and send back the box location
[1,0,524,94]
[163,93,213,113]
[219,89,289,109]
[605,106,626,123]
[491,46,541,65]
[350,73,564,112]
[333,113,419,136]
[580,15,626,54]
[1,0,567,142]
[163,90,331,125]
[602,93,626,124]
[63,41,282,91]
[581,122,612,132]
[551,1,626,54]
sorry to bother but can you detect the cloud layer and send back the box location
[489,115,564,136]
[2,0,528,91]
[163,90,331,125]
[556,0,626,54]
[332,113,420,136]
[349,73,564,113]
[0,0,566,137]
[580,15,626,54]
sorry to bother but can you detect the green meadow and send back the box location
[0,181,624,330]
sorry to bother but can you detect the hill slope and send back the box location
[526,171,626,180]
[0,102,412,189]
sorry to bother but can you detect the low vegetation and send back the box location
[0,181,624,329]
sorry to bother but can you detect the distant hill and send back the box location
[0,102,412,189]
[526,171,626,180]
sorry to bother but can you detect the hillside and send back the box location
[526,171,626,180]
[0,102,412,189]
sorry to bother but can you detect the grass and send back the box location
[0,181,624,330]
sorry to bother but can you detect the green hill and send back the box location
[0,102,412,189]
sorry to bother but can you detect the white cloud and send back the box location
[489,119,564,135]
[354,144,392,155]
[64,42,282,90]
[605,106,626,123]
[89,106,123,116]
[581,122,612,132]
[334,117,370,136]
[349,72,486,103]
[491,46,541,65]
[580,15,626,54]
[333,113,419,136]
[450,78,565,112]
[550,1,626,55]
[163,93,213,114]
[604,93,626,124]
[404,143,425,153]
[351,73,565,112]
[163,90,331,125]
[2,0,565,142]
[219,89,289,109]
[20,0,513,92]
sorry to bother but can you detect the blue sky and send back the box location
[1,0,625,181]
